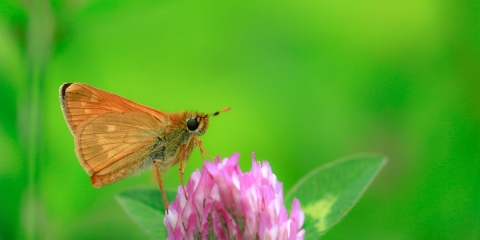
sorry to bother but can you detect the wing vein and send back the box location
[84,142,126,161]
[66,92,96,99]
[91,141,150,171]
[80,142,123,150]
[84,123,152,130]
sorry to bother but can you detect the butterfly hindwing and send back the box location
[75,111,165,187]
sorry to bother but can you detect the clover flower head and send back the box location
[165,153,305,240]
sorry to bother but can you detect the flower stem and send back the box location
[23,0,54,239]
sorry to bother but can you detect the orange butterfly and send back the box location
[59,83,229,211]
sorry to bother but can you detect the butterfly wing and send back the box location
[76,111,164,187]
[59,83,171,187]
[60,83,168,134]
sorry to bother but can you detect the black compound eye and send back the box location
[187,118,199,131]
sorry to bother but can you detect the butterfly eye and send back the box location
[187,118,199,131]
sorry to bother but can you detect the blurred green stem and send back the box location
[24,0,54,239]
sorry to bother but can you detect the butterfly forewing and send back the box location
[60,83,167,134]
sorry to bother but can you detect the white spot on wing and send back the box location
[107,125,116,132]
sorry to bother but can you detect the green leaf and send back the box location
[285,154,387,239]
[116,188,177,239]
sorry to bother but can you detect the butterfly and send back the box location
[59,83,229,211]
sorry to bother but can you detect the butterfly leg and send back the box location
[192,135,215,160]
[153,160,169,214]
[178,143,188,199]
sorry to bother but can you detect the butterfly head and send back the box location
[185,113,209,136]
[185,107,230,136]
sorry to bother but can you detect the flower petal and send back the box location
[165,153,305,240]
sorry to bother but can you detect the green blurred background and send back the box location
[1,0,479,239]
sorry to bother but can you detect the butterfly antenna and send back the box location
[208,106,230,117]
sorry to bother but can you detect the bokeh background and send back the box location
[1,0,479,239]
